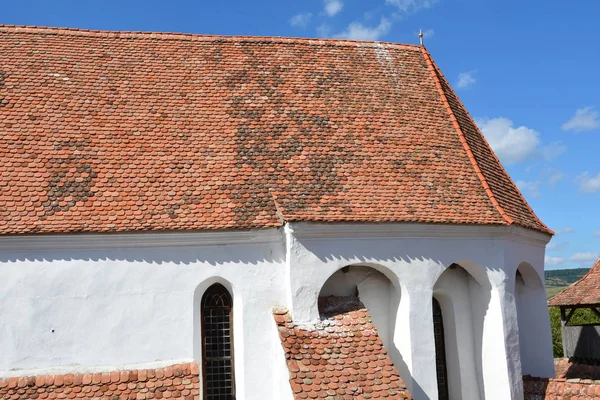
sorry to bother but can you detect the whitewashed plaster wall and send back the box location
[515,262,554,377]
[433,266,483,400]
[285,222,553,400]
[0,229,292,400]
[320,266,394,347]
[0,222,553,400]
[504,239,555,380]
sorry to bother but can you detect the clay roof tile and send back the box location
[549,257,600,306]
[273,297,412,399]
[0,25,550,234]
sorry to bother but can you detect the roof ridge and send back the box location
[0,24,421,50]
[421,47,553,235]
[566,256,600,290]
[0,32,552,235]
[548,256,600,306]
[419,47,514,227]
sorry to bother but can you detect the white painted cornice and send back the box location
[0,223,551,252]
[288,222,551,246]
[0,228,283,251]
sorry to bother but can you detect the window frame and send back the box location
[201,283,236,399]
[432,297,449,400]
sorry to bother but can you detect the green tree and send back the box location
[549,307,563,357]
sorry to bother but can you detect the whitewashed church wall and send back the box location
[505,240,555,379]
[474,274,513,399]
[320,266,393,346]
[434,267,482,400]
[0,222,553,400]
[270,312,295,400]
[0,229,289,400]
[515,262,554,378]
[286,222,552,400]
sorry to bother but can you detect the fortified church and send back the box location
[0,25,555,399]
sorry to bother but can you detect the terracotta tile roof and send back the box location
[273,297,412,399]
[549,257,600,306]
[0,362,199,399]
[0,25,551,234]
[421,49,552,234]
[523,375,600,399]
[554,357,600,380]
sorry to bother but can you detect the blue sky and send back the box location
[3,0,599,269]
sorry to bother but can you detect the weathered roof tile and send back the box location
[0,362,198,399]
[0,25,550,234]
[549,257,600,306]
[274,297,412,399]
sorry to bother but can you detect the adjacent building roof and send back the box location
[273,297,412,399]
[0,25,551,235]
[549,257,600,307]
[0,362,198,399]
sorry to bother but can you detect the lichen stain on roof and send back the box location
[0,25,551,234]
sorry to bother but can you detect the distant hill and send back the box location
[545,268,589,286]
[545,268,589,298]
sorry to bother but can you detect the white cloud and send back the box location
[562,106,600,132]
[477,117,541,164]
[548,171,565,187]
[516,180,540,198]
[334,17,392,41]
[386,0,438,13]
[324,0,343,17]
[545,256,564,267]
[316,24,332,37]
[456,70,476,89]
[547,241,567,251]
[290,13,313,28]
[555,227,575,234]
[541,141,567,161]
[569,252,600,266]
[594,232,600,238]
[576,172,600,193]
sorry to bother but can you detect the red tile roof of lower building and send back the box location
[0,362,198,399]
[524,359,600,400]
[0,25,551,235]
[273,297,412,399]
[524,375,600,399]
[549,257,600,306]
[554,357,600,380]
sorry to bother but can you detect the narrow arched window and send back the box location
[432,297,449,400]
[202,284,235,399]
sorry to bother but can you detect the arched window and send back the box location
[432,297,449,400]
[201,284,235,399]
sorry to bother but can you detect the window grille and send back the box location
[202,284,235,399]
[432,297,449,400]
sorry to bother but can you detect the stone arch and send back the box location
[317,262,404,294]
[516,261,544,289]
[318,263,406,378]
[440,259,491,289]
[515,262,551,376]
[433,261,489,400]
